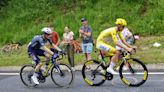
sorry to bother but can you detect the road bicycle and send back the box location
[82,49,148,87]
[20,53,74,87]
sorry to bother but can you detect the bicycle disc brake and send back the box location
[38,75,46,83]
[106,72,113,80]
[38,71,46,83]
[27,73,33,83]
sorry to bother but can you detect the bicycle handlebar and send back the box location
[58,53,66,60]
[120,47,136,57]
[51,52,66,63]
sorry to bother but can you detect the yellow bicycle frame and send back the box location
[43,63,53,76]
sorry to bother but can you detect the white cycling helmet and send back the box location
[41,27,52,35]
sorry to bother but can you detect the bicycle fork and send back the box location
[54,65,64,76]
[123,58,135,74]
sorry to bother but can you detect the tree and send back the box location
[0,0,9,9]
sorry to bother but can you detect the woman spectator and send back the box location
[62,26,75,71]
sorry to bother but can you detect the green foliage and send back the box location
[0,0,164,45]
[0,0,9,8]
[0,36,164,66]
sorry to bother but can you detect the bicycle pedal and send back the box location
[39,79,46,83]
[60,73,65,77]
[106,72,113,80]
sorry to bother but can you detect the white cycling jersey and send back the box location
[116,27,132,50]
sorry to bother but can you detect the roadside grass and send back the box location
[133,36,164,64]
[0,0,164,45]
[0,36,164,66]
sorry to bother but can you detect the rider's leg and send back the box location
[31,54,41,84]
[96,42,119,74]
[28,47,40,84]
[31,49,47,84]
[108,50,120,69]
[106,48,120,74]
[44,53,51,69]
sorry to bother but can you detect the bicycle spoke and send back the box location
[51,64,74,87]
[82,60,106,86]
[20,65,37,87]
[119,58,148,87]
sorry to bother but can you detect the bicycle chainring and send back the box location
[106,72,113,80]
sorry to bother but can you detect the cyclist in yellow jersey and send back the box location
[96,18,135,74]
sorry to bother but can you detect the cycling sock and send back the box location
[109,61,115,69]
[33,72,38,77]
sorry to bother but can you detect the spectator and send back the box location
[116,27,135,50]
[63,26,75,70]
[45,23,60,67]
[79,17,93,61]
[48,23,60,46]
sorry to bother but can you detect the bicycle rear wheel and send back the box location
[82,60,106,86]
[51,63,74,87]
[119,58,148,87]
[20,64,37,87]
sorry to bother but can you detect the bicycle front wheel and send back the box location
[20,64,37,87]
[82,60,106,86]
[119,58,148,87]
[51,63,74,87]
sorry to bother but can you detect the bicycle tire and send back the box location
[51,63,74,87]
[119,58,148,87]
[82,59,106,86]
[20,64,37,87]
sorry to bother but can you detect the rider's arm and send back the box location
[52,43,62,52]
[115,41,129,51]
[121,39,137,52]
[112,33,129,51]
[47,39,62,54]
[42,44,62,56]
[118,32,133,48]
[121,39,133,48]
[42,46,54,55]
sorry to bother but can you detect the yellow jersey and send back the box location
[97,27,124,43]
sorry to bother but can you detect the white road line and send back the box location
[0,72,164,75]
[149,72,164,75]
[121,72,164,75]
[0,73,19,75]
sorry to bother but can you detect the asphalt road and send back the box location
[0,71,164,92]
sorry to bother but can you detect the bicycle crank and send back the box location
[106,72,113,80]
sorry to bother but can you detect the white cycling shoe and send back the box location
[107,67,118,74]
[31,75,39,84]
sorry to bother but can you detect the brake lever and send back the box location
[128,51,132,55]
